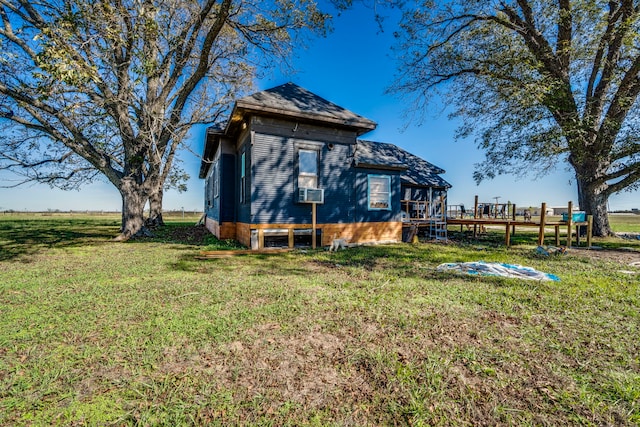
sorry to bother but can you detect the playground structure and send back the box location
[447,196,592,248]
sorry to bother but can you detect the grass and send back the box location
[608,213,640,232]
[0,213,639,425]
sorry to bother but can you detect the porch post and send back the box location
[312,203,317,249]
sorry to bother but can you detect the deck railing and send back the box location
[401,198,447,221]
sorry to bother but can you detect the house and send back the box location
[199,83,451,249]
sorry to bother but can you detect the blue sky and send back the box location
[1,4,638,212]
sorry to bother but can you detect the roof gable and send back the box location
[230,82,377,134]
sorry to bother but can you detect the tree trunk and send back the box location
[115,177,148,241]
[147,188,165,228]
[576,175,613,237]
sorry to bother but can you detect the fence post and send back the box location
[538,202,547,246]
[567,201,573,247]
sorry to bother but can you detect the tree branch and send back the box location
[167,0,232,133]
[556,0,571,71]
[586,1,635,122]
[606,163,640,194]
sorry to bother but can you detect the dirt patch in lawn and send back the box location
[161,224,210,244]
[568,247,640,266]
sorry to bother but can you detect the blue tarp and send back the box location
[437,261,560,281]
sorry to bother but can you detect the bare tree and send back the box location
[0,0,328,239]
[392,0,640,236]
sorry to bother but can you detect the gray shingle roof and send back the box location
[355,140,451,188]
[234,82,377,133]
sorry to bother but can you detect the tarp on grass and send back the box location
[437,261,560,281]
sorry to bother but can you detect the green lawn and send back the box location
[0,214,638,426]
[609,213,640,232]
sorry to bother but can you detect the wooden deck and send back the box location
[402,200,593,248]
[447,217,592,248]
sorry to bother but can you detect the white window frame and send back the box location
[206,179,212,208]
[240,151,246,204]
[213,161,219,199]
[298,148,319,189]
[368,174,391,211]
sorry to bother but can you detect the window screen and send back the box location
[298,149,318,189]
[368,175,391,210]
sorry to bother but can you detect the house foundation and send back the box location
[204,217,236,240]
[220,221,403,250]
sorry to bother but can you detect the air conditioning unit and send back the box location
[298,187,324,204]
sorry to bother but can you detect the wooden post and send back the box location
[258,229,264,249]
[511,204,516,235]
[538,202,547,246]
[586,215,593,248]
[473,195,479,237]
[567,201,573,247]
[288,229,294,249]
[554,226,560,246]
[474,195,479,218]
[505,223,511,247]
[312,203,317,249]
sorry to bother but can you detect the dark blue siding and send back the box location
[237,142,251,224]
[251,133,295,223]
[355,169,402,223]
[249,129,406,225]
[251,132,359,225]
[317,143,355,224]
[204,161,219,221]
[220,154,236,222]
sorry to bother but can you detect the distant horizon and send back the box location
[3,205,638,214]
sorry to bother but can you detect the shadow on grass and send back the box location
[0,218,242,262]
[0,218,120,261]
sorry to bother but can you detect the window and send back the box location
[240,151,246,203]
[206,179,212,207]
[298,149,318,189]
[213,162,219,199]
[368,175,391,210]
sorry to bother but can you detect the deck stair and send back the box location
[430,218,448,241]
